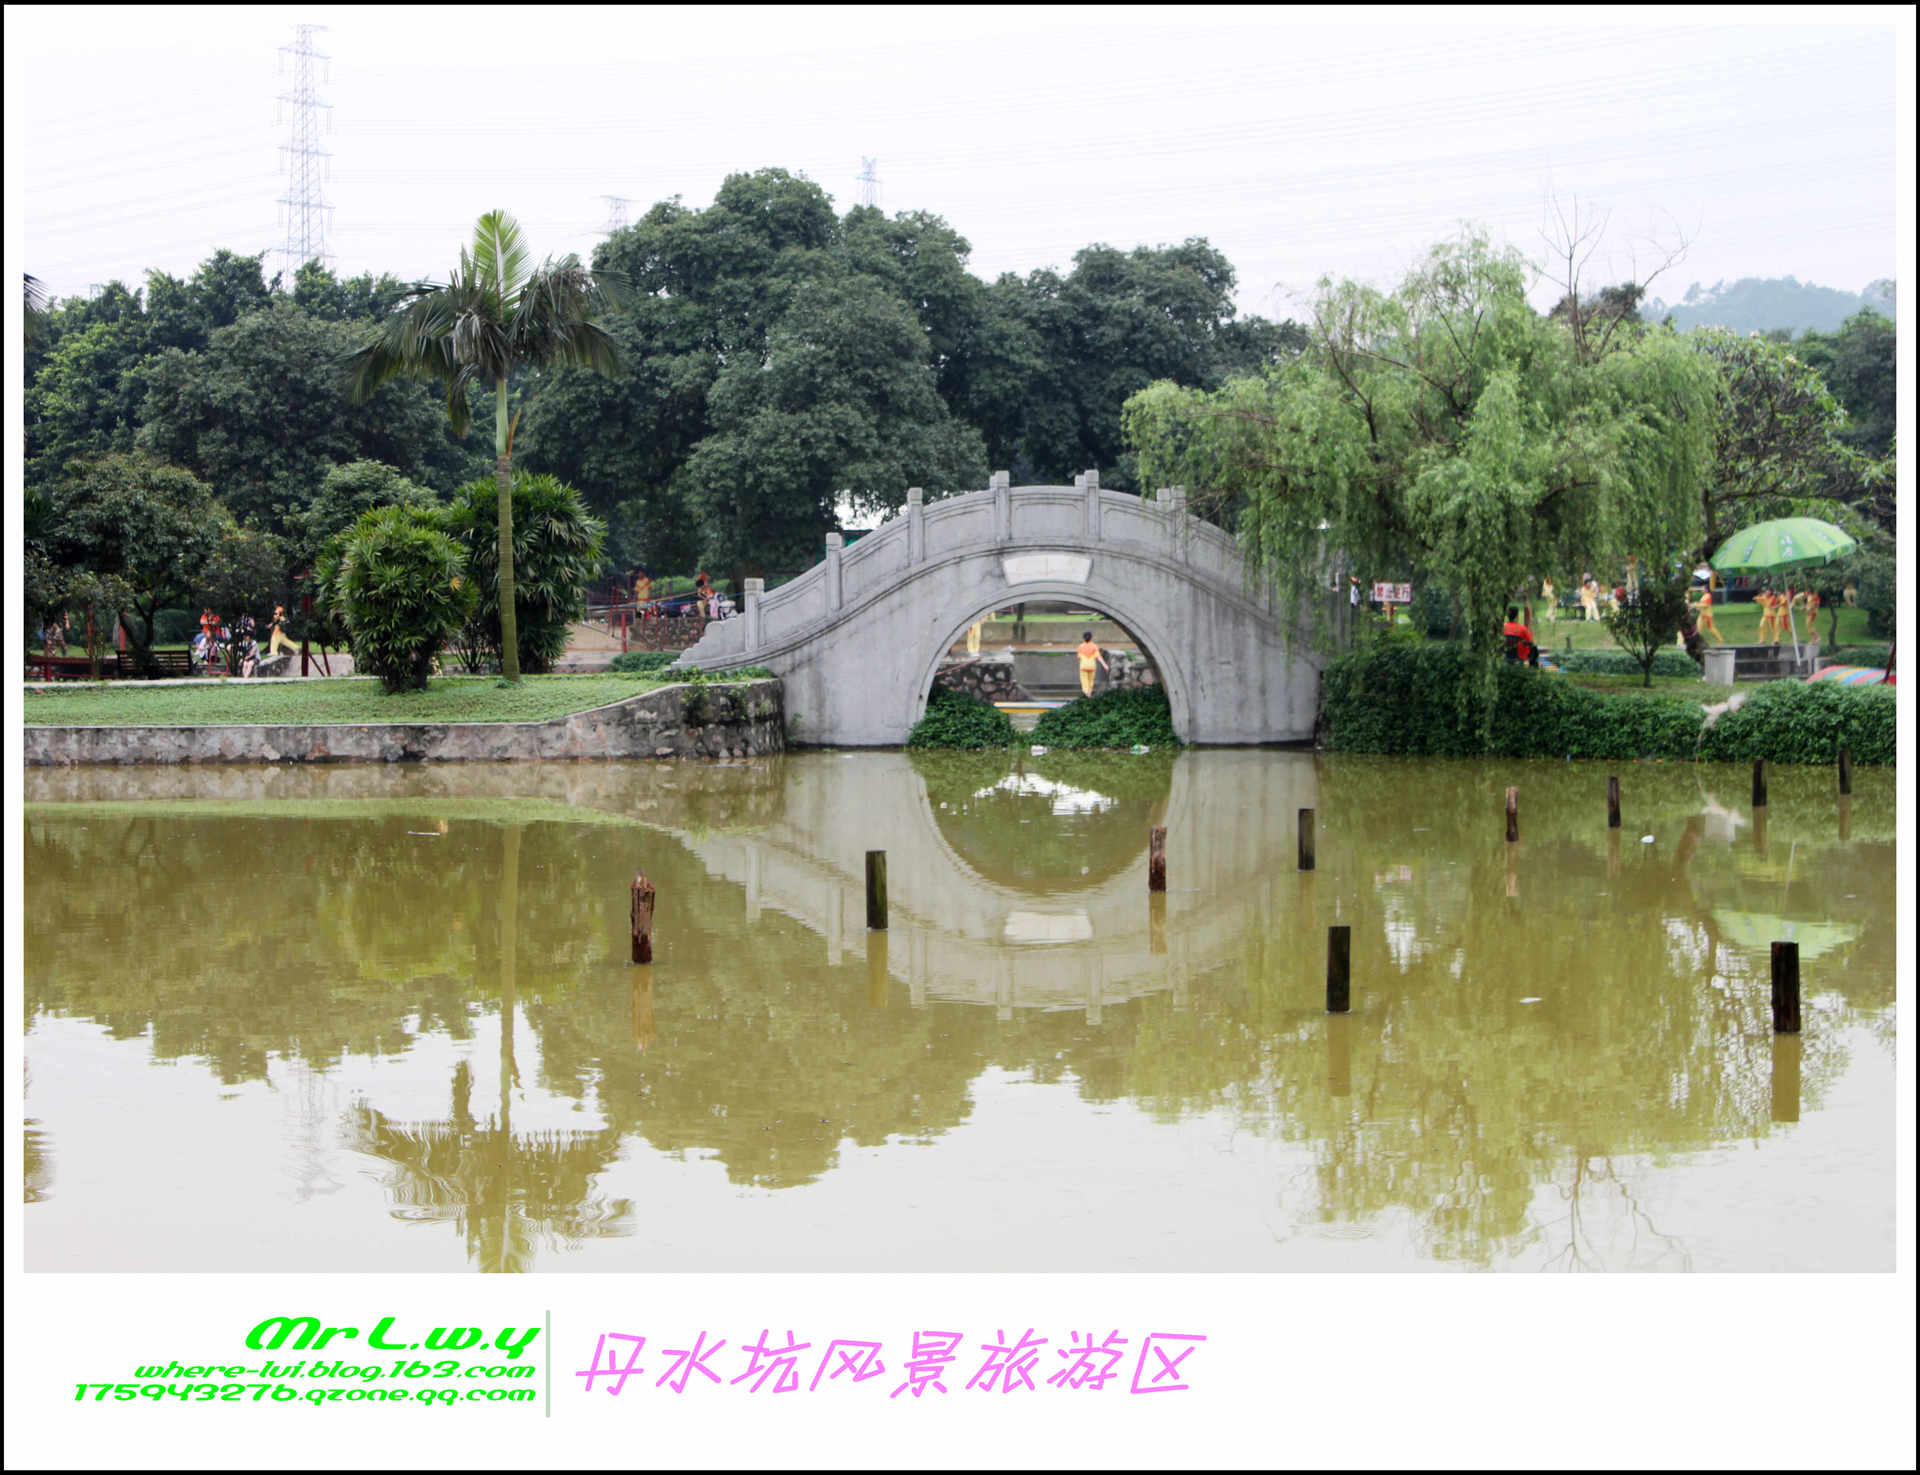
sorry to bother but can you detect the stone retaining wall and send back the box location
[932,656,1029,704]
[24,679,784,766]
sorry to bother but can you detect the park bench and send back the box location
[26,654,111,681]
[117,649,197,680]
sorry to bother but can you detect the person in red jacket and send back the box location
[1502,605,1538,667]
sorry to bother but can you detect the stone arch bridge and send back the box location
[678,473,1343,746]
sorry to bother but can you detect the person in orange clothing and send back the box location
[1796,586,1821,646]
[1754,587,1779,644]
[1502,605,1538,666]
[1688,585,1721,645]
[1075,631,1109,697]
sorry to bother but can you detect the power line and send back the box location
[276,23,334,273]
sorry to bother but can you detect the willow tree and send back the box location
[1124,232,1720,743]
[346,211,624,683]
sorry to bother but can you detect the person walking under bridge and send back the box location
[1076,631,1109,698]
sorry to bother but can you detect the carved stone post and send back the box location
[825,532,844,611]
[906,486,925,565]
[1084,468,1102,543]
[743,576,764,651]
[991,470,1011,543]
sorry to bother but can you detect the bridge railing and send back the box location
[701,478,1273,666]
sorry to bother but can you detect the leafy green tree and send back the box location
[191,523,288,627]
[515,302,709,576]
[684,273,986,571]
[43,453,225,651]
[331,505,477,692]
[142,249,277,353]
[24,317,152,488]
[1124,231,1721,743]
[1603,574,1695,685]
[1690,327,1861,558]
[138,302,481,536]
[57,570,139,677]
[1807,309,1898,460]
[290,460,444,577]
[998,239,1302,487]
[347,210,626,683]
[440,471,606,675]
[290,260,411,322]
[1794,309,1896,535]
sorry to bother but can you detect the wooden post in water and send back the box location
[1148,890,1167,955]
[1607,776,1621,829]
[1297,808,1315,871]
[1326,1014,1351,1098]
[865,850,888,930]
[866,930,889,1008]
[1770,940,1801,1034]
[1148,826,1167,892]
[1769,1034,1801,1124]
[1326,925,1351,1013]
[1752,758,1768,809]
[629,965,655,1051]
[1838,747,1852,796]
[1838,794,1852,843]
[1505,787,1519,844]
[630,872,656,964]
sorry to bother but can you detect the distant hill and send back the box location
[1643,277,1895,335]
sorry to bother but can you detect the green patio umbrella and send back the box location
[1708,517,1859,663]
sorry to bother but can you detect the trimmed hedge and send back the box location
[1321,644,1894,765]
[1555,647,1701,678]
[1696,680,1896,766]
[907,686,1016,749]
[1031,685,1182,750]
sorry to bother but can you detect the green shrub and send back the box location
[1698,681,1896,766]
[1556,647,1700,678]
[1824,643,1893,669]
[607,650,679,674]
[1321,642,1894,765]
[441,472,606,676]
[1031,685,1182,750]
[681,665,776,682]
[1850,538,1896,639]
[907,686,1016,749]
[333,506,476,693]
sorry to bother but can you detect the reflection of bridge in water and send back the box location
[663,751,1318,1017]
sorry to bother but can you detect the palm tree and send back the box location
[346,211,624,682]
[24,273,52,353]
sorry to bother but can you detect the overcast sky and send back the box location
[5,5,1910,319]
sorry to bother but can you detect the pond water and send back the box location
[22,750,1896,1272]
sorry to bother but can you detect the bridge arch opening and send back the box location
[911,587,1193,741]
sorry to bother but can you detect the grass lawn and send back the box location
[1525,599,1874,653]
[22,674,671,727]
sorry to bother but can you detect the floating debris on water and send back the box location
[1130,744,1151,754]
[1641,834,1656,843]
[1030,744,1049,755]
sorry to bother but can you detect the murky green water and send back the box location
[23,750,1896,1271]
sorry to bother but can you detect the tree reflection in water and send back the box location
[21,753,1896,1270]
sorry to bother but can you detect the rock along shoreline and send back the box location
[22,679,785,766]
